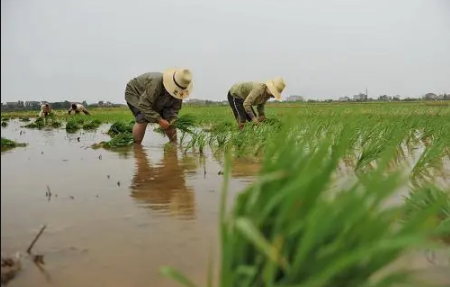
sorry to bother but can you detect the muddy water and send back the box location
[1,120,258,287]
[2,120,449,287]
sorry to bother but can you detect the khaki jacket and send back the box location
[125,72,182,123]
[229,81,271,118]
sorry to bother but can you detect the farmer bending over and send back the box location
[68,103,90,115]
[39,103,52,117]
[227,77,286,130]
[124,68,193,144]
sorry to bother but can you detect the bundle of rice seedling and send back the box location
[1,137,26,151]
[107,121,133,137]
[161,125,437,287]
[82,119,102,130]
[51,120,62,128]
[92,132,134,149]
[154,114,198,135]
[1,121,8,127]
[65,119,81,133]
[24,117,45,129]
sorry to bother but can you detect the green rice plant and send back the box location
[410,137,448,186]
[403,185,450,245]
[82,119,102,130]
[18,116,30,122]
[51,120,62,128]
[107,121,133,137]
[1,137,27,151]
[160,124,439,287]
[65,118,81,133]
[154,114,199,135]
[92,132,134,149]
[205,121,235,134]
[1,121,8,127]
[24,117,45,129]
[261,117,282,129]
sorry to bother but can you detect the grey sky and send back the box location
[1,0,449,103]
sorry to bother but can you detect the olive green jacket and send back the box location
[229,82,271,119]
[125,72,182,123]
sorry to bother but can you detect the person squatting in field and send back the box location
[124,68,193,144]
[39,103,52,117]
[227,77,286,130]
[68,103,90,115]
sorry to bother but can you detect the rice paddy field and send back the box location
[1,102,450,287]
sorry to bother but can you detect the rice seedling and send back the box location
[65,118,83,133]
[51,120,62,128]
[1,121,8,127]
[154,114,199,135]
[107,121,134,137]
[92,132,134,149]
[23,117,45,129]
[403,185,450,244]
[260,117,282,129]
[82,119,102,130]
[1,137,27,151]
[160,124,441,287]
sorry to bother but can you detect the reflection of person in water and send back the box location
[130,145,197,219]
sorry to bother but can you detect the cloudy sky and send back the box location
[1,0,449,103]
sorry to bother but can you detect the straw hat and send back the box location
[162,68,193,100]
[265,77,286,101]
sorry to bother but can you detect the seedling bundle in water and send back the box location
[92,132,134,149]
[92,121,135,149]
[1,137,27,151]
[24,116,62,129]
[154,114,199,135]
[107,121,134,137]
[66,117,101,133]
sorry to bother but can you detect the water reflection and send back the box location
[130,145,197,219]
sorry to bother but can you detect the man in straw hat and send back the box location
[124,68,193,144]
[227,77,286,130]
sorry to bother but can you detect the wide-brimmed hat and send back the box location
[265,77,286,101]
[163,68,193,100]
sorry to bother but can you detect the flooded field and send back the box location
[2,104,449,287]
[1,120,258,287]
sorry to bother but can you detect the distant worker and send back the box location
[124,68,193,144]
[39,103,52,117]
[227,77,286,130]
[68,103,90,115]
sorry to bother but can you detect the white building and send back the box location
[286,95,305,102]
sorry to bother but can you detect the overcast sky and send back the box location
[1,0,449,103]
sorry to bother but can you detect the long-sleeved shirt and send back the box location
[229,82,271,119]
[125,72,182,123]
[68,103,90,115]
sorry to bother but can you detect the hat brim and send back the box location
[266,81,283,101]
[163,68,193,100]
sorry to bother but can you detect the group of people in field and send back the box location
[40,67,286,145]
[125,68,286,144]
[39,103,90,117]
